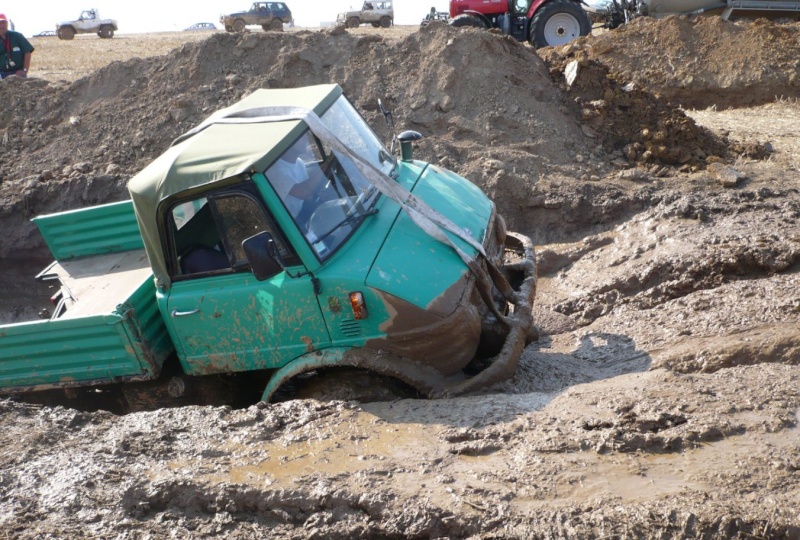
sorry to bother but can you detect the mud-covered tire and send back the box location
[286,367,418,403]
[380,16,392,28]
[449,13,487,29]
[57,26,75,40]
[98,25,114,39]
[529,0,591,48]
[347,17,361,28]
[233,18,246,32]
[270,18,283,31]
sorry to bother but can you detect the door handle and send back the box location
[171,308,200,317]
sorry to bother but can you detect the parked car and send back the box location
[56,8,118,40]
[337,0,394,28]
[221,2,293,32]
[184,22,217,31]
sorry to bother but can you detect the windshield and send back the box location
[264,96,393,260]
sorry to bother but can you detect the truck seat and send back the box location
[180,245,230,274]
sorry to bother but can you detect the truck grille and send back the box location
[339,319,362,338]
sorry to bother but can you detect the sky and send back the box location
[5,0,451,35]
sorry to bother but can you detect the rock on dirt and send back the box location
[1,20,799,539]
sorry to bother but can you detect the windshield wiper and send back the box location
[316,206,378,245]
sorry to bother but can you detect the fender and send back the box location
[261,347,453,402]
[528,0,587,17]
[461,9,494,27]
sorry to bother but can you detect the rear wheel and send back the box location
[529,0,591,48]
[270,18,283,31]
[98,25,114,38]
[58,26,75,40]
[380,16,392,28]
[233,18,246,32]
[347,17,361,28]
[449,13,487,29]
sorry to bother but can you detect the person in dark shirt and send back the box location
[0,13,33,79]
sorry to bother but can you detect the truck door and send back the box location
[163,183,331,376]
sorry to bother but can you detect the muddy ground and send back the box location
[1,19,799,539]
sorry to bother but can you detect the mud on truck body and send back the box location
[56,8,118,40]
[0,84,536,412]
[449,0,592,47]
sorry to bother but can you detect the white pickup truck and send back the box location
[57,8,118,40]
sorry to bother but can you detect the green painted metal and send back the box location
[32,200,143,261]
[0,273,172,392]
[162,270,332,376]
[366,161,493,310]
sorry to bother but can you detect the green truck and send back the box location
[0,84,536,411]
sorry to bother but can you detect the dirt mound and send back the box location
[559,16,800,109]
[0,23,754,259]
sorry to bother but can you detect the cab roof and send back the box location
[127,83,343,288]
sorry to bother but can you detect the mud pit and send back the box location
[1,20,799,538]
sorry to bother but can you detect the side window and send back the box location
[168,184,297,279]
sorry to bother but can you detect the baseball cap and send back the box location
[0,14,7,21]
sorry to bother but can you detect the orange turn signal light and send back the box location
[349,292,368,320]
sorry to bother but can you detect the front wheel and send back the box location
[347,17,360,28]
[380,16,392,28]
[529,0,591,48]
[58,26,75,40]
[270,18,283,31]
[233,18,246,32]
[98,25,114,38]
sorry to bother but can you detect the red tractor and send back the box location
[449,0,591,48]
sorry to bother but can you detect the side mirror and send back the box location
[242,231,284,281]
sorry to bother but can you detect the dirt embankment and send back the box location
[1,19,799,539]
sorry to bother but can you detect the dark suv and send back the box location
[221,2,293,32]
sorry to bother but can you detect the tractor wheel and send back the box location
[380,16,392,28]
[371,22,380,27]
[57,26,76,40]
[449,13,487,29]
[233,18,246,32]
[270,18,283,30]
[529,0,591,48]
[347,17,361,28]
[98,25,114,39]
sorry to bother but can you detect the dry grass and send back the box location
[29,31,218,83]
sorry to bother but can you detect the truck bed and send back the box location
[49,249,153,319]
[0,201,173,394]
